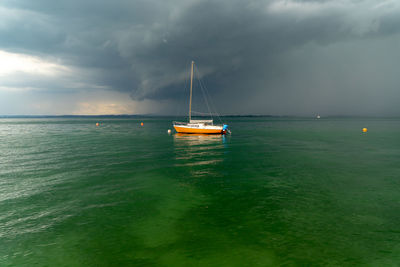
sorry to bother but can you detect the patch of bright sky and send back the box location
[0,50,147,115]
[0,50,70,77]
[0,88,163,115]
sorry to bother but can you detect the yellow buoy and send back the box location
[362,128,367,133]
[96,122,99,126]
[141,122,144,126]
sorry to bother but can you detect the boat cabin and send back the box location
[189,120,213,126]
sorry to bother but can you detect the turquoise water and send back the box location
[1,117,400,266]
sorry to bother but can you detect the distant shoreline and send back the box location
[1,114,399,119]
[0,114,275,118]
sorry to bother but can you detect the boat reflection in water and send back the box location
[173,133,227,178]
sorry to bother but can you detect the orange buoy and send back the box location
[362,128,367,133]
[141,122,144,126]
[96,122,99,126]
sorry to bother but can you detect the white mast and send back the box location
[189,61,194,122]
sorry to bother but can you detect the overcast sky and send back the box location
[1,0,400,116]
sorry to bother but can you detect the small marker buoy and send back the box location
[167,129,171,134]
[96,122,99,126]
[140,122,144,126]
[362,128,368,133]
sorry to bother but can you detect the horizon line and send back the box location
[1,114,400,118]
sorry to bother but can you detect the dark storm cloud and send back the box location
[2,0,400,115]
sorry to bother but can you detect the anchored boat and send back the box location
[173,61,228,134]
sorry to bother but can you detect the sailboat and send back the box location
[173,61,228,134]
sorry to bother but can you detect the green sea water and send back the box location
[1,117,400,266]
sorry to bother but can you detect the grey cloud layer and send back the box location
[1,0,400,115]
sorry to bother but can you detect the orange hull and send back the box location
[174,125,224,134]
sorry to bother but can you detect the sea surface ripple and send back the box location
[1,117,400,266]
